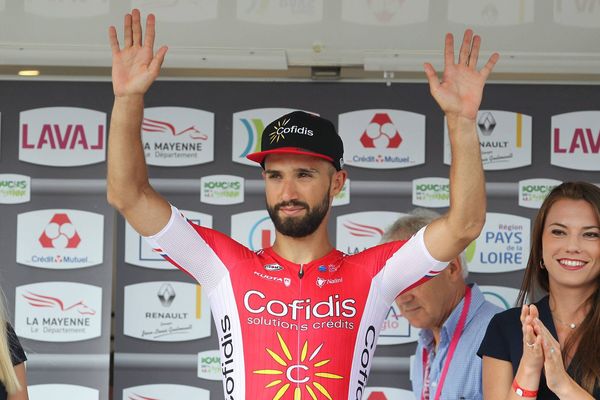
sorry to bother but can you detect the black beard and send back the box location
[267,192,330,238]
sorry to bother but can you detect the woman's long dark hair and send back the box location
[516,181,600,394]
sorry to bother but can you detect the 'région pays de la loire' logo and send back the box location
[466,212,530,273]
[15,281,102,342]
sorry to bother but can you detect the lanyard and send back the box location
[421,285,472,400]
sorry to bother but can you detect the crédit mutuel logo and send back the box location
[19,107,106,166]
[16,209,104,269]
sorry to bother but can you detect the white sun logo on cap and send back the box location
[269,118,290,144]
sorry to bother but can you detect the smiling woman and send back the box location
[479,181,600,400]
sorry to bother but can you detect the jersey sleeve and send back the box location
[377,226,448,303]
[144,205,249,294]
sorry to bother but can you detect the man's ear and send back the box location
[446,259,464,281]
[331,169,348,197]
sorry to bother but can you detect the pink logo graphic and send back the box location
[23,292,96,315]
[367,391,388,400]
[142,118,208,140]
[38,213,81,249]
[368,0,405,23]
[553,128,600,154]
[360,113,402,149]
[343,221,384,238]
[128,395,159,400]
[22,124,104,149]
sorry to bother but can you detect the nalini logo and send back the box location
[39,213,80,249]
[316,277,342,288]
[19,107,106,167]
[253,332,343,399]
[157,283,176,307]
[360,113,402,148]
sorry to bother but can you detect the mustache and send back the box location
[274,200,309,211]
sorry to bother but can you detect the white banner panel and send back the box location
[466,213,530,273]
[341,0,428,25]
[15,282,102,342]
[554,0,600,27]
[551,111,600,171]
[336,211,405,254]
[17,209,104,269]
[131,0,218,22]
[125,210,212,269]
[445,110,532,170]
[236,0,323,24]
[339,110,425,169]
[231,210,275,251]
[141,107,214,167]
[123,384,210,400]
[448,0,534,26]
[0,174,30,204]
[19,107,106,166]
[25,0,108,17]
[124,281,211,342]
[28,384,99,400]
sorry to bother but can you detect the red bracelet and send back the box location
[512,379,538,397]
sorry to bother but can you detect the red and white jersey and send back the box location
[146,206,446,400]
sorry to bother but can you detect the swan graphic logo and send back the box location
[336,211,405,254]
[15,282,102,342]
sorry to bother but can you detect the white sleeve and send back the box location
[379,226,449,303]
[143,205,228,294]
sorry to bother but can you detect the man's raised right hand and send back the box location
[108,9,168,97]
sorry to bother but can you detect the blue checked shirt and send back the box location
[410,284,501,400]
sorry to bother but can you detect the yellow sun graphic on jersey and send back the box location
[269,118,290,144]
[253,332,343,400]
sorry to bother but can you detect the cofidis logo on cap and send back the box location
[466,212,530,273]
[123,281,211,342]
[231,210,275,250]
[16,209,104,269]
[201,175,244,205]
[551,111,600,171]
[125,210,212,269]
[28,384,99,400]
[340,110,425,169]
[412,177,449,208]
[232,108,300,166]
[15,282,102,342]
[0,174,30,204]
[141,107,214,167]
[123,384,210,400]
[336,211,405,254]
[519,178,561,209]
[445,110,532,170]
[19,107,106,166]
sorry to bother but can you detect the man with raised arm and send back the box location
[107,9,498,400]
